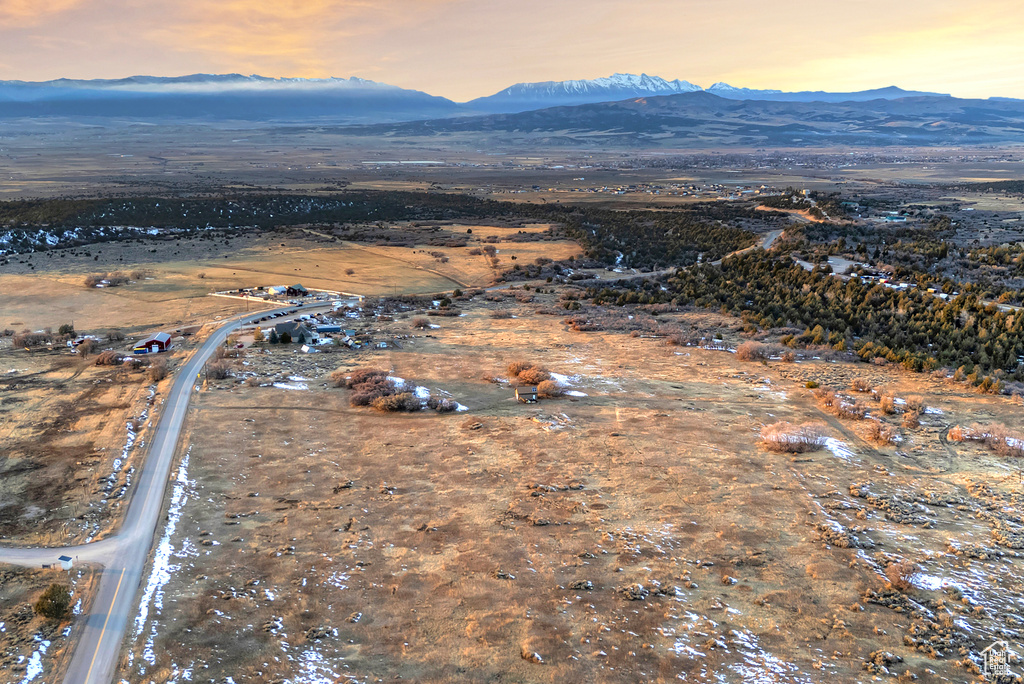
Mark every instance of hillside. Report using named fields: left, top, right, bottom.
left=334, top=91, right=1024, bottom=147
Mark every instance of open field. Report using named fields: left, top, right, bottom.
left=119, top=291, right=1024, bottom=683
left=0, top=222, right=580, bottom=549
left=0, top=564, right=98, bottom=684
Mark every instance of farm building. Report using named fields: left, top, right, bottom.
left=286, top=284, right=309, bottom=297
left=133, top=332, right=172, bottom=354
left=516, top=386, right=538, bottom=403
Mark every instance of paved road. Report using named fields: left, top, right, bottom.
left=1, top=303, right=330, bottom=684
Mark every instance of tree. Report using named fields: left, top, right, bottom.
left=58, top=323, right=75, bottom=337
left=280, top=332, right=292, bottom=344
left=297, top=332, right=306, bottom=345
left=268, top=330, right=279, bottom=344
left=77, top=339, right=96, bottom=359
left=34, top=584, right=71, bottom=621
left=253, top=328, right=265, bottom=343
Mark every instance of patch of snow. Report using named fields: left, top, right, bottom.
left=272, top=382, right=309, bottom=390
left=565, top=390, right=588, bottom=397
left=824, top=438, right=858, bottom=463
left=413, top=386, right=430, bottom=399
left=18, top=635, right=50, bottom=683
left=455, top=403, right=469, bottom=412
left=133, top=447, right=195, bottom=668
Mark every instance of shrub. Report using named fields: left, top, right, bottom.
left=34, top=584, right=71, bottom=621
left=107, top=329, right=125, bottom=342
left=206, top=360, right=231, bottom=380
left=506, top=360, right=533, bottom=377
left=426, top=397, right=457, bottom=413
left=850, top=378, right=873, bottom=393
left=371, top=392, right=420, bottom=412
left=537, top=380, right=564, bottom=398
left=345, top=268, right=355, bottom=275
left=517, top=367, right=551, bottom=385
left=885, top=561, right=916, bottom=592
left=489, top=310, right=513, bottom=319
left=12, top=330, right=49, bottom=347
left=76, top=339, right=96, bottom=358
left=902, top=411, right=920, bottom=429
left=805, top=381, right=819, bottom=389
left=736, top=341, right=767, bottom=362
left=344, top=368, right=389, bottom=388
left=879, top=395, right=897, bottom=415
left=760, top=422, right=827, bottom=453
left=146, top=361, right=168, bottom=382
left=947, top=423, right=1024, bottom=457
left=867, top=421, right=900, bottom=445
left=95, top=350, right=123, bottom=366
left=279, top=332, right=292, bottom=344
left=904, top=396, right=927, bottom=413
left=411, top=317, right=431, bottom=329
left=781, top=351, right=796, bottom=363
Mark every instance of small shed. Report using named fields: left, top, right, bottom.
left=133, top=332, right=172, bottom=354
left=58, top=555, right=73, bottom=571
left=516, top=386, right=538, bottom=403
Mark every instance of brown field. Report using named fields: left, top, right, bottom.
left=0, top=564, right=98, bottom=683
left=0, top=225, right=579, bottom=547
left=118, top=292, right=1024, bottom=683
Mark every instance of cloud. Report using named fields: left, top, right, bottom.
left=0, top=0, right=84, bottom=25
left=0, top=0, right=1022, bottom=100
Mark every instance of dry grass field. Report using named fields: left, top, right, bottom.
left=118, top=292, right=1024, bottom=683
left=0, top=224, right=580, bottom=547
left=0, top=564, right=98, bottom=684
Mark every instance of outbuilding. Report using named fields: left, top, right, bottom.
left=516, top=386, right=538, bottom=403
left=133, top=332, right=172, bottom=354
left=286, top=284, right=309, bottom=297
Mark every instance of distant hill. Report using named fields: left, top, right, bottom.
left=0, top=74, right=464, bottom=123
left=335, top=90, right=1024, bottom=148
left=703, top=83, right=950, bottom=102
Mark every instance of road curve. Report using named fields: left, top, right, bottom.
left=1, top=303, right=329, bottom=684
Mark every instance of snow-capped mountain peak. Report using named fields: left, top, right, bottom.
left=471, top=73, right=702, bottom=112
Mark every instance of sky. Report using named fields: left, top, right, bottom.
left=1, top=0, right=1022, bottom=101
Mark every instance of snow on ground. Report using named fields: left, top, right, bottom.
left=17, top=635, right=50, bottom=684
left=413, top=386, right=431, bottom=399
left=133, top=447, right=196, bottom=672
left=565, top=390, right=588, bottom=397
left=824, top=438, right=858, bottom=464
left=273, top=382, right=309, bottom=391
left=455, top=403, right=469, bottom=412
left=549, top=372, right=582, bottom=386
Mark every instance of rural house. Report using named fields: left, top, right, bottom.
left=286, top=284, right=309, bottom=297
left=274, top=321, right=316, bottom=343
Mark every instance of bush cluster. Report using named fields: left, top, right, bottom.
left=506, top=360, right=550, bottom=386
left=760, top=422, right=827, bottom=453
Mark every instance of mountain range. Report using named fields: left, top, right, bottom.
left=0, top=72, right=1021, bottom=147
left=0, top=72, right=965, bottom=122
left=337, top=90, right=1024, bottom=148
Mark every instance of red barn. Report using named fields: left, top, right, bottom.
left=133, top=332, right=172, bottom=354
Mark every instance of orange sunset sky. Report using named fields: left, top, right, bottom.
left=0, top=0, right=1021, bottom=101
